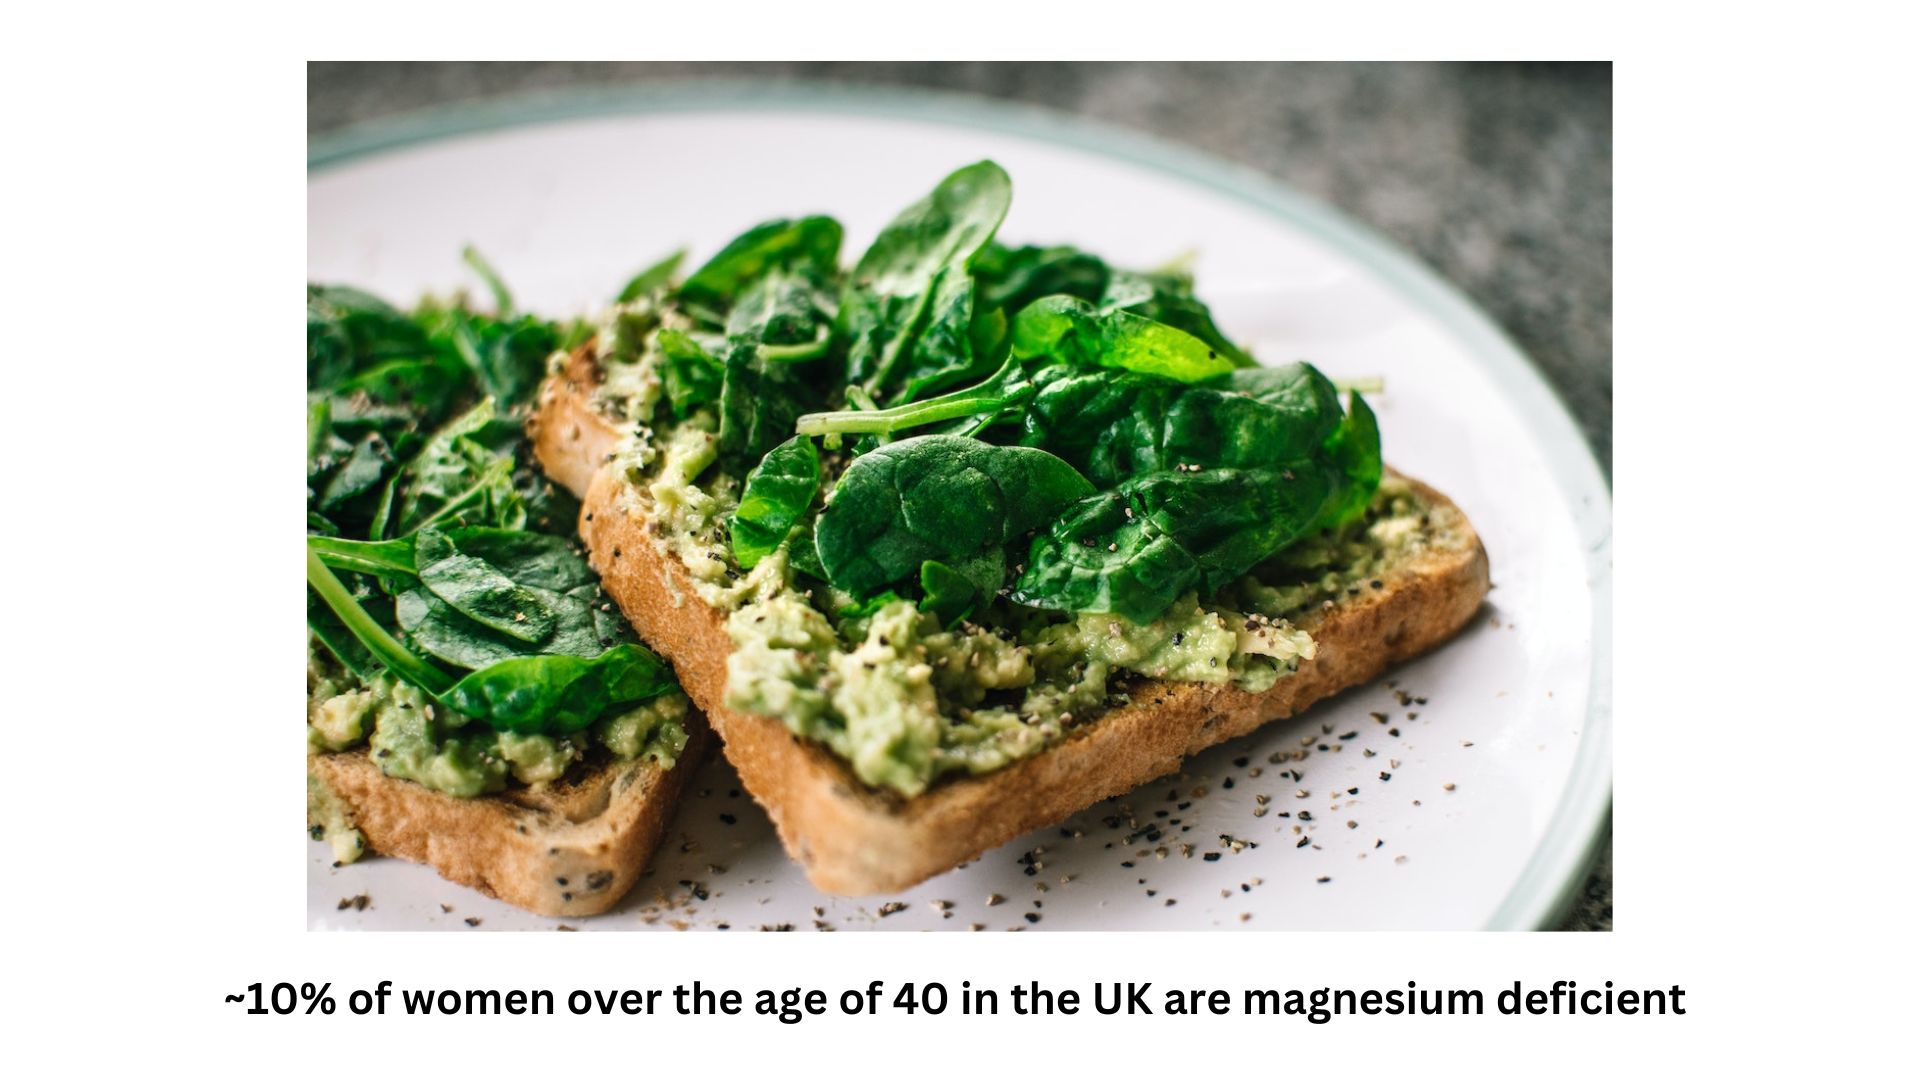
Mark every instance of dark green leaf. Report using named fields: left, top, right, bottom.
left=731, top=436, right=820, bottom=570
left=717, top=340, right=816, bottom=467
left=839, top=161, right=1011, bottom=403
left=414, top=528, right=557, bottom=644
left=1101, top=267, right=1255, bottom=367
left=1010, top=295, right=1235, bottom=383
left=307, top=285, right=430, bottom=390
left=973, top=243, right=1110, bottom=313
left=462, top=246, right=515, bottom=316
left=1020, top=361, right=1344, bottom=487
left=656, top=330, right=724, bottom=417
left=815, top=434, right=1092, bottom=599
left=1012, top=464, right=1336, bottom=623
left=681, top=216, right=843, bottom=310
left=444, top=644, right=677, bottom=736
left=396, top=582, right=602, bottom=669
left=616, top=249, right=686, bottom=303
left=1313, top=391, right=1382, bottom=530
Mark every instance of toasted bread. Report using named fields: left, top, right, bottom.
left=530, top=350, right=1490, bottom=895
left=307, top=729, right=707, bottom=917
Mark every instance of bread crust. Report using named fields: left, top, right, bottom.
left=308, top=730, right=708, bottom=917
left=534, top=359, right=1490, bottom=895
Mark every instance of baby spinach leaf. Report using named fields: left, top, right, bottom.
left=839, top=161, right=1011, bottom=403
left=920, top=553, right=998, bottom=627
left=414, top=528, right=557, bottom=645
left=1010, top=295, right=1235, bottom=383
left=307, top=285, right=430, bottom=390
left=308, top=582, right=382, bottom=681
left=396, top=582, right=602, bottom=669
left=1313, top=390, right=1382, bottom=530
left=306, top=550, right=454, bottom=696
left=788, top=521, right=829, bottom=582
left=836, top=589, right=905, bottom=620
left=437, top=529, right=595, bottom=591
left=657, top=329, right=725, bottom=417
left=1020, top=361, right=1344, bottom=487
left=375, top=399, right=526, bottom=538
left=308, top=534, right=418, bottom=579
left=815, top=434, right=1092, bottom=599
left=731, top=435, right=820, bottom=570
left=1011, top=464, right=1336, bottom=623
left=795, top=354, right=1035, bottom=438
left=973, top=242, right=1110, bottom=313
left=438, top=311, right=558, bottom=413
left=330, top=355, right=471, bottom=420
left=725, top=269, right=834, bottom=356
left=444, top=645, right=677, bottom=735
left=316, top=431, right=397, bottom=512
left=462, top=245, right=516, bottom=317
left=681, top=216, right=843, bottom=310
left=616, top=249, right=686, bottom=303
left=717, top=340, right=816, bottom=467
left=1100, top=267, right=1254, bottom=368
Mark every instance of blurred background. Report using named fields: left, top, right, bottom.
left=308, top=61, right=1612, bottom=930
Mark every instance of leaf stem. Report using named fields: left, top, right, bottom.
left=305, top=548, right=452, bottom=696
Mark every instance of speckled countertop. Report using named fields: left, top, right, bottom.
left=307, top=61, right=1613, bottom=930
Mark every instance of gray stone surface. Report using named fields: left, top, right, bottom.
left=309, top=61, right=1612, bottom=930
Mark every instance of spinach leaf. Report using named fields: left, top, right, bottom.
left=307, top=285, right=430, bottom=390
left=306, top=549, right=454, bottom=695
left=1011, top=463, right=1336, bottom=623
left=414, top=528, right=557, bottom=645
left=307, top=581, right=382, bottom=681
left=330, top=355, right=471, bottom=420
left=657, top=329, right=725, bottom=417
left=308, top=534, right=418, bottom=578
left=316, top=431, right=398, bottom=512
left=313, top=544, right=677, bottom=735
left=717, top=340, right=816, bottom=467
left=396, top=581, right=602, bottom=669
left=437, top=311, right=557, bottom=413
left=462, top=245, right=515, bottom=316
left=681, top=216, right=843, bottom=310
left=309, top=529, right=591, bottom=590
left=712, top=269, right=836, bottom=465
left=973, top=243, right=1110, bottom=313
left=616, top=248, right=686, bottom=303
left=788, top=520, right=829, bottom=582
left=731, top=435, right=820, bottom=570
left=725, top=268, right=835, bottom=357
left=1313, top=390, right=1382, bottom=530
left=374, top=399, right=525, bottom=538
left=920, top=553, right=997, bottom=627
left=814, top=434, right=1092, bottom=599
left=1020, top=361, right=1345, bottom=487
left=839, top=161, right=1011, bottom=403
left=1010, top=295, right=1235, bottom=383
left=1100, top=266, right=1254, bottom=368
left=444, top=645, right=678, bottom=735
left=794, top=355, right=1035, bottom=439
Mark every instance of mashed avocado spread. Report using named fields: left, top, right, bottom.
left=592, top=317, right=1460, bottom=799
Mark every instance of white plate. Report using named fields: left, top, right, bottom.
left=306, top=84, right=1611, bottom=931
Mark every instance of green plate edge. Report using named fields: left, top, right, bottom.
left=308, top=78, right=1614, bottom=931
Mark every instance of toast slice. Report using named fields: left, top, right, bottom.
left=308, top=732, right=706, bottom=917
left=530, top=349, right=1490, bottom=895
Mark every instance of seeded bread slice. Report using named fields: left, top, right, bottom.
left=529, top=352, right=1489, bottom=895
left=308, top=730, right=708, bottom=918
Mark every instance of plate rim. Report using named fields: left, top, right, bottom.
left=307, top=79, right=1613, bottom=931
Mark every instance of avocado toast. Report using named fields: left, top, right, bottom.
left=305, top=264, right=706, bottom=917
left=529, top=161, right=1491, bottom=895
